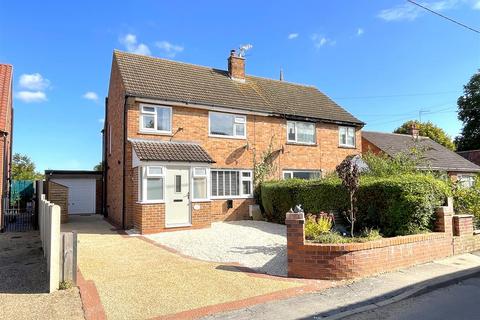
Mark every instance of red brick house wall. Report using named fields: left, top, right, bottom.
left=0, top=64, right=13, bottom=231
left=106, top=60, right=363, bottom=233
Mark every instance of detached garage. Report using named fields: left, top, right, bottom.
left=45, top=170, right=103, bottom=222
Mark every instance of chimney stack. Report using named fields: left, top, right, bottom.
left=408, top=123, right=420, bottom=139
left=228, top=50, right=245, bottom=82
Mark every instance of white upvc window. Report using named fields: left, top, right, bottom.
left=139, top=104, right=172, bottom=134
left=339, top=126, right=356, bottom=147
left=287, top=121, right=316, bottom=144
left=283, top=170, right=321, bottom=180
left=211, top=169, right=253, bottom=198
left=192, top=167, right=209, bottom=201
left=457, top=174, right=476, bottom=188
left=139, top=166, right=165, bottom=202
left=209, top=111, right=246, bottom=139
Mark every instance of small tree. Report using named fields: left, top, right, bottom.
left=336, top=157, right=360, bottom=237
left=11, top=153, right=43, bottom=180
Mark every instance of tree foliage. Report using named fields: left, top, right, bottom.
left=455, top=70, right=480, bottom=151
left=11, top=153, right=43, bottom=181
left=394, top=120, right=455, bottom=151
left=93, top=161, right=103, bottom=171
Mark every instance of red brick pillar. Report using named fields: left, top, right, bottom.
left=435, top=197, right=453, bottom=235
left=286, top=212, right=305, bottom=278
left=453, top=215, right=474, bottom=237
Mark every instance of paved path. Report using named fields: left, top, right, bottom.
left=345, top=275, right=480, bottom=320
left=0, top=231, right=84, bottom=320
left=146, top=221, right=287, bottom=276
left=63, top=215, right=330, bottom=319
left=202, top=253, right=480, bottom=320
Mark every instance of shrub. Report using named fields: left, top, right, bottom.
left=359, top=228, right=382, bottom=241
left=304, top=213, right=333, bottom=240
left=453, top=177, right=480, bottom=228
left=311, top=231, right=352, bottom=244
left=261, top=174, right=450, bottom=236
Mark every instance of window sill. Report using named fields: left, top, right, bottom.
left=338, top=145, right=357, bottom=149
left=138, top=130, right=173, bottom=136
left=211, top=196, right=254, bottom=200
left=209, top=134, right=246, bottom=140
left=286, top=142, right=317, bottom=147
left=191, top=199, right=211, bottom=203
left=136, top=201, right=165, bottom=205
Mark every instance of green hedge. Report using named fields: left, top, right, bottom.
left=261, top=174, right=450, bottom=236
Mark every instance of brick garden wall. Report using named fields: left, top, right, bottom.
left=47, top=181, right=69, bottom=224
left=286, top=202, right=480, bottom=280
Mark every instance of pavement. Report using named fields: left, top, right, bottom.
left=0, top=231, right=84, bottom=320
left=344, top=275, right=480, bottom=320
left=62, top=215, right=329, bottom=319
left=202, top=252, right=480, bottom=320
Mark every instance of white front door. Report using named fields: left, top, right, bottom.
left=165, top=167, right=191, bottom=227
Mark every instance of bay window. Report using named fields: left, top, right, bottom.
left=339, top=126, right=356, bottom=147
left=287, top=121, right=316, bottom=144
left=211, top=169, right=253, bottom=198
left=209, top=112, right=246, bottom=138
left=139, top=166, right=165, bottom=202
left=140, top=104, right=172, bottom=133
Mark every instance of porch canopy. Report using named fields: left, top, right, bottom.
left=130, top=139, right=215, bottom=166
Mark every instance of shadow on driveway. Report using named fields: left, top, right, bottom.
left=0, top=231, right=47, bottom=294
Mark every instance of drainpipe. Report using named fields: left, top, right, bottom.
left=102, top=97, right=108, bottom=218
left=0, top=130, right=8, bottom=232
left=122, top=95, right=129, bottom=230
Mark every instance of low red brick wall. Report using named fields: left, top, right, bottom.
left=286, top=201, right=480, bottom=280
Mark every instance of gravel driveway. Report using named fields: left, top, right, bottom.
left=146, top=221, right=287, bottom=276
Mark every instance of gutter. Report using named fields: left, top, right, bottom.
left=133, top=95, right=365, bottom=127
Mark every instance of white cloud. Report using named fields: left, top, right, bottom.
left=83, top=91, right=99, bottom=101
left=357, top=28, right=365, bottom=36
left=98, top=118, right=105, bottom=124
left=16, top=91, right=47, bottom=103
left=120, top=34, right=151, bottom=55
left=19, top=73, right=50, bottom=90
left=155, top=41, right=184, bottom=58
left=378, top=0, right=461, bottom=21
left=288, top=33, right=299, bottom=40
left=311, top=34, right=335, bottom=48
left=473, top=0, right=480, bottom=9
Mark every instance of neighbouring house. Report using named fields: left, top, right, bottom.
left=104, top=50, right=364, bottom=234
left=362, top=127, right=480, bottom=187
left=0, top=64, right=13, bottom=232
left=458, top=150, right=480, bottom=167
left=44, top=170, right=103, bottom=223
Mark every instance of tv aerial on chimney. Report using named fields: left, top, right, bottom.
left=238, top=44, right=253, bottom=58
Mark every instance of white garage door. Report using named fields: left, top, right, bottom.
left=52, top=179, right=96, bottom=215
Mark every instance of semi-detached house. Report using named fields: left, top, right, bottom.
left=104, top=50, right=364, bottom=234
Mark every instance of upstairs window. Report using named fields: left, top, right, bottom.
left=287, top=121, right=316, bottom=144
left=140, top=104, right=172, bottom=133
left=209, top=112, right=246, bottom=139
left=339, top=126, right=356, bottom=147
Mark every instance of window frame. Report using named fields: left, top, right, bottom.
left=210, top=169, right=253, bottom=199
left=208, top=111, right=247, bottom=140
left=139, top=104, right=173, bottom=134
left=138, top=166, right=166, bottom=203
left=338, top=126, right=356, bottom=148
left=283, top=170, right=322, bottom=180
left=457, top=174, right=475, bottom=188
left=286, top=120, right=316, bottom=145
left=191, top=166, right=210, bottom=202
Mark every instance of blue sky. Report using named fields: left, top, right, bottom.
left=1, top=0, right=479, bottom=171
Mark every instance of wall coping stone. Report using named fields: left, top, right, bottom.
left=303, top=232, right=447, bottom=252
left=454, top=214, right=474, bottom=218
